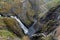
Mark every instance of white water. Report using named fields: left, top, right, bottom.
left=10, top=16, right=28, bottom=34
left=0, top=15, right=1, bottom=17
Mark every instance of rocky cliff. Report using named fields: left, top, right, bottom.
left=0, top=0, right=60, bottom=40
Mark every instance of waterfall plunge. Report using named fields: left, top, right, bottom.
left=10, top=16, right=38, bottom=37
left=10, top=16, right=28, bottom=34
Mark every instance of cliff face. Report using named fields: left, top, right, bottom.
left=0, top=0, right=60, bottom=26
left=0, top=0, right=60, bottom=40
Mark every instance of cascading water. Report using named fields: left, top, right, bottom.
left=0, top=15, right=1, bottom=17
left=10, top=16, right=38, bottom=37
left=10, top=16, right=28, bottom=34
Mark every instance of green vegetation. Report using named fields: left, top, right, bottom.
left=0, top=30, right=21, bottom=40
left=45, top=0, right=60, bottom=9
left=0, top=17, right=24, bottom=40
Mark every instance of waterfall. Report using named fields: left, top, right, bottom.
left=0, top=15, right=1, bottom=17
left=10, top=16, right=38, bottom=37
left=10, top=16, right=28, bottom=34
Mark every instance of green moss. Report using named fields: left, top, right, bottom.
left=0, top=0, right=22, bottom=14
left=26, top=9, right=35, bottom=21
left=0, top=19, right=6, bottom=26
left=25, top=19, right=32, bottom=26
left=0, top=17, right=22, bottom=40
left=45, top=0, right=60, bottom=9
left=0, top=17, right=6, bottom=30
left=0, top=30, right=21, bottom=40
left=0, top=30, right=15, bottom=38
left=3, top=17, right=25, bottom=37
